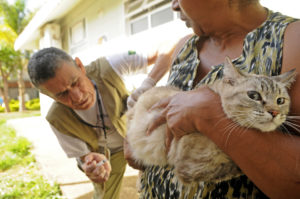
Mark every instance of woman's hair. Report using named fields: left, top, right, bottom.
left=27, top=47, right=75, bottom=87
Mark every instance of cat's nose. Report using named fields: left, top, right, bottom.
left=268, top=110, right=279, bottom=118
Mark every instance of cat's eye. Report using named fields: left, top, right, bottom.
left=277, top=97, right=285, bottom=105
left=247, top=91, right=262, bottom=101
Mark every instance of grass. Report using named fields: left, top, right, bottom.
left=0, top=164, right=63, bottom=199
left=0, top=120, right=63, bottom=198
left=0, top=124, right=34, bottom=171
left=0, top=110, right=140, bottom=198
left=0, top=110, right=41, bottom=121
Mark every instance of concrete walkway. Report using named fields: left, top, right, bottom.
left=7, top=116, right=139, bottom=199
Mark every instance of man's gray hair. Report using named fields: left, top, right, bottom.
left=27, top=47, right=75, bottom=87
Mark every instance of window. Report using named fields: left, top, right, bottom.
left=131, top=16, right=148, bottom=34
left=69, top=18, right=87, bottom=54
left=126, top=0, right=176, bottom=35
left=70, top=19, right=86, bottom=45
left=151, top=6, right=173, bottom=28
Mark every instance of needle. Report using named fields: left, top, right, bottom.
left=96, top=159, right=107, bottom=167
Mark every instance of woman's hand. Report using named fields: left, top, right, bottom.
left=81, top=152, right=111, bottom=183
left=147, top=86, right=226, bottom=150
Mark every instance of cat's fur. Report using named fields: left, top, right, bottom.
left=126, top=57, right=296, bottom=184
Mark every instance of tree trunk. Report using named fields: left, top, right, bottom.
left=17, top=67, right=26, bottom=112
left=0, top=65, right=11, bottom=112
left=3, top=77, right=10, bottom=112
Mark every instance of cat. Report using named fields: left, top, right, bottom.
left=126, top=57, right=296, bottom=184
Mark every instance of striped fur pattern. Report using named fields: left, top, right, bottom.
left=126, top=57, right=296, bottom=185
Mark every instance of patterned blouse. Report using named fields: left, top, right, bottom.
left=139, top=10, right=298, bottom=199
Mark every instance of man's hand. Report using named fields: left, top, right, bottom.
left=127, top=77, right=156, bottom=109
left=123, top=138, right=145, bottom=171
left=81, top=152, right=111, bottom=183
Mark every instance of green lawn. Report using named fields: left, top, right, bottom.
left=0, top=110, right=41, bottom=121
left=0, top=116, right=64, bottom=199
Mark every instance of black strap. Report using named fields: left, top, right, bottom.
left=92, top=80, right=109, bottom=139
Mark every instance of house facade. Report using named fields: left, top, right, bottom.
left=15, top=0, right=191, bottom=115
left=15, top=0, right=299, bottom=115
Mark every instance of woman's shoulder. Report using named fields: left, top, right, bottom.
left=281, top=20, right=300, bottom=73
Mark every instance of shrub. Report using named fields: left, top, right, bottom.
left=25, top=98, right=40, bottom=110
left=0, top=164, right=63, bottom=199
left=0, top=123, right=34, bottom=171
left=9, top=99, right=19, bottom=112
left=0, top=118, right=63, bottom=198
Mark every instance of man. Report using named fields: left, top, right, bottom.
left=27, top=46, right=170, bottom=199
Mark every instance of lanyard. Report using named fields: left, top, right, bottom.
left=92, top=80, right=108, bottom=139
left=70, top=80, right=111, bottom=159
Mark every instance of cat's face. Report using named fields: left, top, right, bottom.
left=221, top=76, right=291, bottom=132
left=214, top=57, right=297, bottom=132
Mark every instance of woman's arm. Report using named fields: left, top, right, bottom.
left=147, top=22, right=300, bottom=198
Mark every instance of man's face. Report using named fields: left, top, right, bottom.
left=39, top=58, right=96, bottom=110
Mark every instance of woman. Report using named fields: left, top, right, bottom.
left=128, top=0, right=300, bottom=198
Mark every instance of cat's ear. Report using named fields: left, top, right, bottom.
left=222, top=56, right=244, bottom=86
left=273, top=68, right=297, bottom=89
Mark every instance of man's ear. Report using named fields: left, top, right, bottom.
left=74, top=57, right=86, bottom=74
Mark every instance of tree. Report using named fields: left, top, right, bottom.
left=0, top=24, right=18, bottom=112
left=0, top=43, right=19, bottom=112
left=0, top=0, right=33, bottom=112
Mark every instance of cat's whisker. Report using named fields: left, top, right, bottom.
left=214, top=113, right=246, bottom=129
left=222, top=121, right=247, bottom=149
left=280, top=124, right=298, bottom=141
left=286, top=115, right=300, bottom=119
left=223, top=121, right=240, bottom=133
left=283, top=121, right=300, bottom=134
left=284, top=121, right=300, bottom=129
left=224, top=124, right=238, bottom=149
left=285, top=118, right=300, bottom=126
left=286, top=118, right=300, bottom=123
left=238, top=119, right=256, bottom=136
left=279, top=125, right=292, bottom=135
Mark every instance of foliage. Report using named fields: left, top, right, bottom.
left=0, top=44, right=19, bottom=73
left=0, top=98, right=40, bottom=112
left=0, top=0, right=34, bottom=112
left=0, top=123, right=34, bottom=171
left=0, top=24, right=17, bottom=44
left=25, top=98, right=40, bottom=110
left=0, top=121, right=63, bottom=198
left=0, top=98, right=40, bottom=113
left=0, top=165, right=63, bottom=199
left=8, top=99, right=19, bottom=112
left=0, top=0, right=32, bottom=34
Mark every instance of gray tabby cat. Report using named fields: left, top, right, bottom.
left=126, top=57, right=296, bottom=184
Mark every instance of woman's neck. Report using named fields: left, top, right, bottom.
left=206, top=4, right=268, bottom=48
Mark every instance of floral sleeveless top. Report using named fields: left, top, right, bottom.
left=139, top=10, right=298, bottom=199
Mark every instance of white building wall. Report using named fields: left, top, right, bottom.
left=261, top=0, right=300, bottom=18
left=59, top=0, right=125, bottom=62
left=39, top=23, right=63, bottom=117
left=40, top=0, right=125, bottom=117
